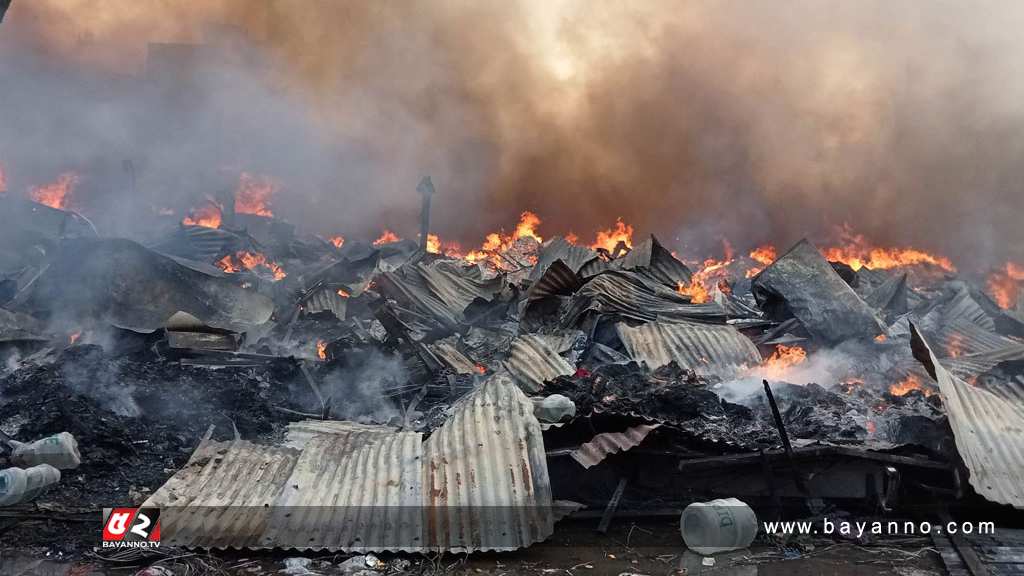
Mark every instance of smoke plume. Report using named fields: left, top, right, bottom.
left=2, top=1, right=1023, bottom=267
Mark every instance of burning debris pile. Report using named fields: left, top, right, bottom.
left=1, top=178, right=1023, bottom=558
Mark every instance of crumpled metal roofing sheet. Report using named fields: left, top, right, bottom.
left=616, top=320, right=762, bottom=379
left=934, top=319, right=1021, bottom=357
left=570, top=424, right=661, bottom=469
left=527, top=259, right=582, bottom=301
left=529, top=236, right=599, bottom=280
left=423, top=375, right=555, bottom=551
left=302, top=286, right=348, bottom=320
left=502, top=334, right=576, bottom=393
left=911, top=324, right=1024, bottom=508
left=144, top=377, right=557, bottom=551
left=563, top=271, right=727, bottom=326
left=614, top=235, right=693, bottom=288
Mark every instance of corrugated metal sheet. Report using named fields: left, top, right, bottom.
left=865, top=272, right=909, bottom=320
left=429, top=340, right=480, bottom=374
left=934, top=319, right=1020, bottom=357
left=570, top=424, right=661, bottom=469
left=144, top=376, right=557, bottom=551
left=616, top=320, right=762, bottom=379
left=527, top=260, right=582, bottom=301
left=302, top=286, right=348, bottom=320
left=563, top=271, right=727, bottom=327
left=615, top=235, right=693, bottom=288
left=423, top=375, right=555, bottom=551
left=377, top=260, right=506, bottom=333
left=502, top=334, right=576, bottom=393
left=529, top=236, right=599, bottom=280
left=283, top=420, right=397, bottom=449
left=911, top=324, right=1024, bottom=508
left=916, top=282, right=995, bottom=333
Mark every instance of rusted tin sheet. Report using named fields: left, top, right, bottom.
left=144, top=377, right=557, bottom=551
left=423, top=376, right=555, bottom=552
left=616, top=320, right=762, bottom=379
left=570, top=424, right=661, bottom=469
left=912, top=324, right=1024, bottom=508
left=502, top=334, right=575, bottom=393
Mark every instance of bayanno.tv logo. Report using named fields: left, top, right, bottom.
left=101, top=508, right=161, bottom=549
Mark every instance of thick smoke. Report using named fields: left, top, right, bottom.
left=2, top=1, right=1023, bottom=267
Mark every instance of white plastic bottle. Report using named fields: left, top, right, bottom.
left=680, top=498, right=758, bottom=555
left=0, top=465, right=61, bottom=507
left=9, top=432, right=81, bottom=469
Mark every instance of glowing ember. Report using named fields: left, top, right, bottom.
left=234, top=172, right=277, bottom=217
left=745, top=244, right=778, bottom=278
left=337, top=288, right=350, bottom=298
left=329, top=235, right=345, bottom=248
left=474, top=364, right=487, bottom=374
left=373, top=229, right=401, bottom=246
left=316, top=340, right=327, bottom=360
left=890, top=374, right=934, bottom=397
left=69, top=330, right=82, bottom=345
left=182, top=201, right=223, bottom=229
left=29, top=172, right=79, bottom=210
left=761, top=344, right=808, bottom=379
left=216, top=250, right=287, bottom=280
left=590, top=218, right=634, bottom=253
left=987, top=262, right=1024, bottom=309
left=821, top=225, right=955, bottom=272
left=874, top=333, right=887, bottom=342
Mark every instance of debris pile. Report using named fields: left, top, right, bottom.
left=1, top=186, right=1023, bottom=560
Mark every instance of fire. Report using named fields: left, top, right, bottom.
left=426, top=233, right=441, bottom=254
left=182, top=200, right=223, bottom=229
left=946, top=332, right=966, bottom=358
left=465, top=211, right=544, bottom=266
left=889, top=374, right=934, bottom=397
left=337, top=288, right=350, bottom=298
left=316, top=340, right=327, bottom=360
left=29, top=172, right=79, bottom=210
left=565, top=232, right=579, bottom=244
left=216, top=250, right=287, bottom=280
left=676, top=241, right=736, bottom=304
left=373, top=229, right=401, bottom=246
left=761, top=344, right=808, bottom=379
left=475, top=364, right=487, bottom=374
left=329, top=235, right=345, bottom=248
left=234, top=172, right=276, bottom=217
left=821, top=225, right=955, bottom=272
left=590, top=218, right=634, bottom=253
left=745, top=244, right=778, bottom=278
left=987, top=262, right=1024, bottom=309
left=68, top=330, right=82, bottom=345
left=874, top=333, right=887, bottom=343
left=0, top=163, right=7, bottom=193
left=677, top=280, right=710, bottom=304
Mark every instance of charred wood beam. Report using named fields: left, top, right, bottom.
left=597, top=477, right=628, bottom=534
left=417, top=176, right=434, bottom=251
left=763, top=379, right=812, bottom=500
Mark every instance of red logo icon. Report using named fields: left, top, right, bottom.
left=101, top=507, right=161, bottom=549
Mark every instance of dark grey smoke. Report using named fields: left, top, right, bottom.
left=1, top=1, right=1022, bottom=269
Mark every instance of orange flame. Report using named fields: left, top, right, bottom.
left=590, top=218, right=634, bottom=253
left=234, top=172, right=276, bottom=217
left=216, top=250, right=287, bottom=280
left=474, top=363, right=487, bottom=374
left=745, top=244, right=778, bottom=278
left=182, top=200, right=223, bottom=229
left=676, top=241, right=736, bottom=304
left=29, top=172, right=79, bottom=210
left=329, top=235, right=345, bottom=248
left=987, top=262, right=1024, bottom=309
left=890, top=374, right=934, bottom=397
left=821, top=225, right=955, bottom=272
left=426, top=233, right=441, bottom=254
left=69, top=330, right=82, bottom=345
left=337, top=288, right=350, bottom=298
left=760, top=344, right=808, bottom=379
left=465, top=212, right=544, bottom=266
left=373, top=229, right=401, bottom=246
left=316, top=340, right=327, bottom=360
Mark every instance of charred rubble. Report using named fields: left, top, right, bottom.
left=1, top=191, right=1023, bottom=561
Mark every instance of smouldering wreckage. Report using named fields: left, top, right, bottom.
left=1, top=189, right=1024, bottom=556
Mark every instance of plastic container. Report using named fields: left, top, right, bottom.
left=680, top=497, right=758, bottom=555
left=9, top=432, right=81, bottom=469
left=0, top=465, right=61, bottom=507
